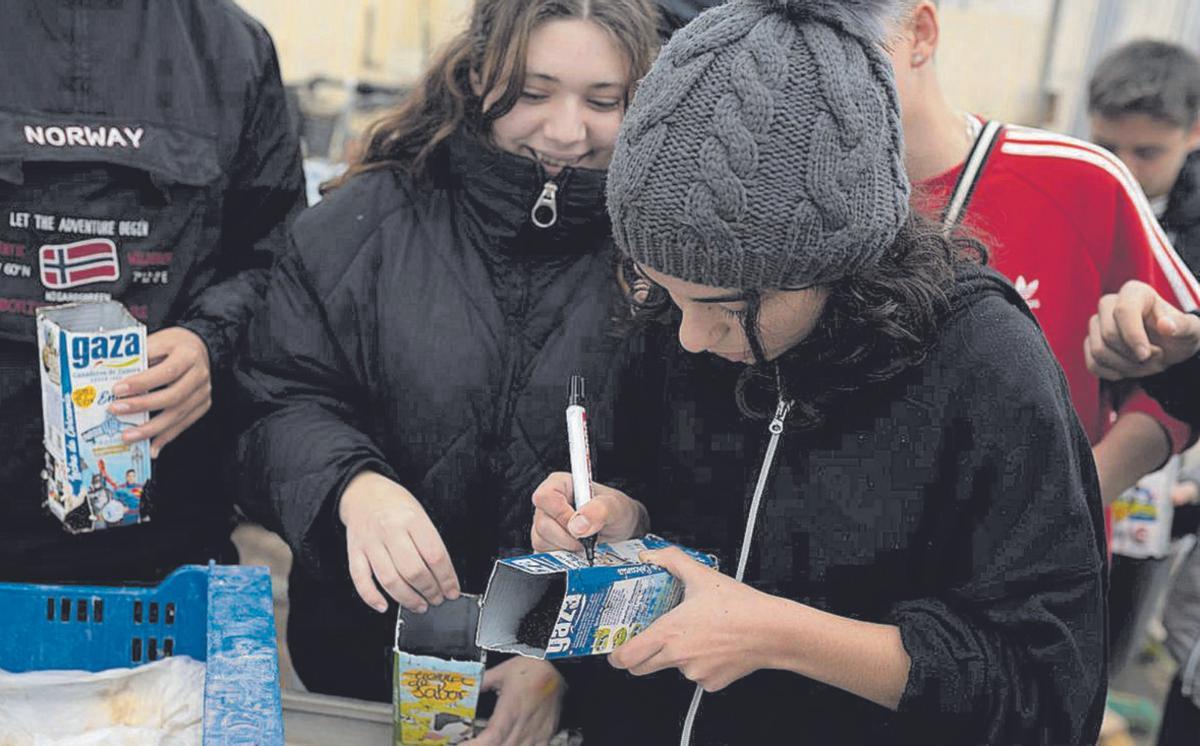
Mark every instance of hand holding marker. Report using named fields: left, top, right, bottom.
left=566, top=374, right=596, bottom=565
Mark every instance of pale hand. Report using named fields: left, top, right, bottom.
left=462, top=658, right=565, bottom=746
left=109, top=327, right=212, bottom=458
left=530, top=471, right=649, bottom=553
left=1172, top=481, right=1200, bottom=507
left=1085, top=280, right=1200, bottom=381
left=338, top=471, right=461, bottom=613
left=608, top=546, right=774, bottom=692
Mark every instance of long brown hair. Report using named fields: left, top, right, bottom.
left=333, top=0, right=660, bottom=188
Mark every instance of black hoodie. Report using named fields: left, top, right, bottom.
left=1141, top=328, right=1200, bottom=428
left=573, top=265, right=1107, bottom=745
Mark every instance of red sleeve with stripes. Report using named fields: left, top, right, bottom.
left=1103, top=167, right=1200, bottom=306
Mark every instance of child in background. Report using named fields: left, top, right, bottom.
left=1090, top=40, right=1200, bottom=276
left=1088, top=41, right=1200, bottom=733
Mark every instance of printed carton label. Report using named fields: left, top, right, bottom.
left=36, top=302, right=151, bottom=533
left=394, top=654, right=483, bottom=745
left=479, top=536, right=718, bottom=660
left=1112, top=457, right=1180, bottom=559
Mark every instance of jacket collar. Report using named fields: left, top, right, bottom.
left=1165, top=150, right=1200, bottom=232
left=440, top=130, right=611, bottom=253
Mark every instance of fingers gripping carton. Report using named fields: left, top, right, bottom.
left=477, top=536, right=718, bottom=659
left=35, top=302, right=151, bottom=533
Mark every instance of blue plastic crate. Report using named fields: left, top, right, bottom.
left=0, top=563, right=283, bottom=744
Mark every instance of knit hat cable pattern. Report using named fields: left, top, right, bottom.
left=607, top=0, right=910, bottom=290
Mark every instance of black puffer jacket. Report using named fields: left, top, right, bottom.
left=575, top=266, right=1107, bottom=745
left=0, top=0, right=304, bottom=581
left=1142, top=326, right=1200, bottom=428
left=656, top=0, right=727, bottom=36
left=235, top=133, right=631, bottom=700
left=1162, top=150, right=1200, bottom=277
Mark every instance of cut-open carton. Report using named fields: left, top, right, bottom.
left=477, top=536, right=718, bottom=660
left=36, top=301, right=151, bottom=534
left=393, top=594, right=486, bottom=745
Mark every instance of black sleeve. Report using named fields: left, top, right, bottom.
left=234, top=245, right=396, bottom=581
left=1140, top=348, right=1200, bottom=428
left=888, top=308, right=1107, bottom=745
left=656, top=0, right=727, bottom=38
left=178, top=34, right=306, bottom=373
left=595, top=326, right=672, bottom=507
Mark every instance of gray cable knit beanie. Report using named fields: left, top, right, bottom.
left=607, top=0, right=910, bottom=290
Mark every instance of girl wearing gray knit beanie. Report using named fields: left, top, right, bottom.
left=530, top=0, right=1107, bottom=743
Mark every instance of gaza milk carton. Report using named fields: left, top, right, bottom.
left=393, top=594, right=487, bottom=745
left=35, top=301, right=151, bottom=533
left=477, top=536, right=718, bottom=660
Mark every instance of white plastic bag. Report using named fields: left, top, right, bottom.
left=0, top=655, right=205, bottom=745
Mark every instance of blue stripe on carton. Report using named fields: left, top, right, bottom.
left=58, top=328, right=83, bottom=494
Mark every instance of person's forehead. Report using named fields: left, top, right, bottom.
left=524, top=19, right=628, bottom=86
left=1092, top=112, right=1188, bottom=141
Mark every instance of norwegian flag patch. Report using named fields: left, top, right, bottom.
left=39, top=239, right=121, bottom=289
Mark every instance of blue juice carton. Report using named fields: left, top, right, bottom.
left=35, top=301, right=151, bottom=533
left=476, top=536, right=718, bottom=659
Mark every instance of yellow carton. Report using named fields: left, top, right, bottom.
left=393, top=595, right=486, bottom=745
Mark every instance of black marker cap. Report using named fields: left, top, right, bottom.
left=569, top=374, right=586, bottom=406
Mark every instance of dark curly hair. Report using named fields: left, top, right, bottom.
left=616, top=211, right=988, bottom=431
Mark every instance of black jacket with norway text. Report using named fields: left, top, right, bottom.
left=235, top=133, right=632, bottom=700
left=0, top=0, right=305, bottom=580
left=573, top=266, right=1108, bottom=745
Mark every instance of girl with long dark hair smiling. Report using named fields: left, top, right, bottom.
left=235, top=1, right=659, bottom=741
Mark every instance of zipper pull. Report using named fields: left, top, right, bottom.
left=768, top=398, right=792, bottom=435
left=531, top=181, right=558, bottom=229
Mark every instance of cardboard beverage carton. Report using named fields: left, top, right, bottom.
left=36, top=301, right=151, bottom=533
left=477, top=536, right=718, bottom=660
left=394, top=595, right=486, bottom=745
left=1111, top=455, right=1181, bottom=559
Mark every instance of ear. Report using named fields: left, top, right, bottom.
left=909, top=1, right=939, bottom=68
left=469, top=68, right=485, bottom=99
